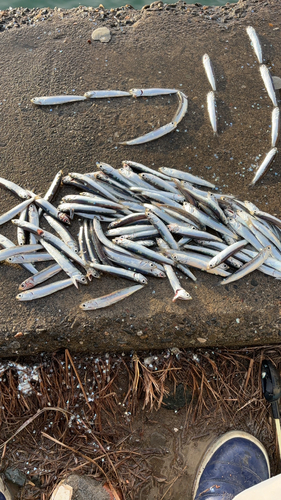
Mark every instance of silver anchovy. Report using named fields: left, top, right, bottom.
left=249, top=147, right=278, bottom=186
left=17, top=278, right=74, bottom=300
left=89, top=263, right=148, bottom=284
left=11, top=219, right=90, bottom=272
left=172, top=91, right=188, bottom=125
left=162, top=249, right=231, bottom=277
left=119, top=165, right=152, bottom=189
left=168, top=223, right=222, bottom=242
left=146, top=210, right=179, bottom=249
left=34, top=196, right=70, bottom=224
left=183, top=244, right=242, bottom=269
left=106, top=225, right=153, bottom=237
left=259, top=65, right=277, bottom=107
left=17, top=208, right=28, bottom=246
left=104, top=247, right=165, bottom=278
left=122, top=160, right=172, bottom=180
left=163, top=264, right=192, bottom=302
left=207, top=239, right=248, bottom=269
left=57, top=203, right=117, bottom=215
left=60, top=195, right=124, bottom=210
left=158, top=167, right=216, bottom=189
left=140, top=173, right=178, bottom=194
left=183, top=203, right=237, bottom=238
left=80, top=284, right=144, bottom=310
left=207, top=91, right=217, bottom=134
left=69, top=172, right=119, bottom=203
left=31, top=96, right=87, bottom=105
left=0, top=233, right=37, bottom=274
left=246, top=26, right=263, bottom=64
left=114, top=237, right=174, bottom=265
left=44, top=214, right=79, bottom=254
left=202, top=54, right=216, bottom=91
left=0, top=243, right=42, bottom=262
left=38, top=170, right=63, bottom=218
left=120, top=121, right=177, bottom=146
left=221, top=246, right=272, bottom=285
left=28, top=204, right=39, bottom=245
left=40, top=239, right=88, bottom=287
left=93, top=217, right=131, bottom=255
left=8, top=253, right=54, bottom=264
left=272, top=107, right=280, bottom=148
left=0, top=177, right=32, bottom=199
left=19, top=263, right=62, bottom=291
left=129, top=88, right=178, bottom=98
left=96, top=162, right=136, bottom=187
left=84, top=90, right=131, bottom=98
left=0, top=196, right=35, bottom=226
left=108, top=212, right=147, bottom=229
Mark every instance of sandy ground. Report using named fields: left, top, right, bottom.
left=0, top=0, right=281, bottom=355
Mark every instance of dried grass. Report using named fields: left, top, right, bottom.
left=0, top=344, right=280, bottom=499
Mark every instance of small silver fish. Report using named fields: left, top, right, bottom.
left=221, top=246, right=272, bottom=285
left=17, top=278, right=73, bottom=300
left=163, top=264, right=192, bottom=302
left=272, top=107, right=280, bottom=147
left=250, top=147, right=278, bottom=186
left=172, top=91, right=188, bottom=125
left=207, top=91, right=217, bottom=134
left=202, top=54, right=216, bottom=91
left=19, top=264, right=62, bottom=291
left=259, top=65, right=277, bottom=107
left=120, top=121, right=177, bottom=146
left=84, top=90, right=131, bottom=98
left=246, top=26, right=263, bottom=64
left=80, top=284, right=144, bottom=310
left=31, top=96, right=87, bottom=105
left=129, top=88, right=178, bottom=98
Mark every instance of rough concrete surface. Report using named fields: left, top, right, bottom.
left=0, top=0, right=281, bottom=356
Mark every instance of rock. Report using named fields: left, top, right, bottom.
left=91, top=27, right=111, bottom=43
left=162, top=383, right=192, bottom=410
left=51, top=475, right=114, bottom=500
left=273, top=76, right=281, bottom=90
left=5, top=467, right=26, bottom=487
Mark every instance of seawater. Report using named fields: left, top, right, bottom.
left=0, top=0, right=237, bottom=13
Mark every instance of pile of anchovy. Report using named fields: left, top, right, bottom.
left=1, top=159, right=281, bottom=310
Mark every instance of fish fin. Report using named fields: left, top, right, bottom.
left=72, top=278, right=79, bottom=289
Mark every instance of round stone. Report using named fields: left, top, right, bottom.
left=91, top=27, right=111, bottom=43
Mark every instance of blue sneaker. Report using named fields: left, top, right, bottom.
left=192, top=430, right=270, bottom=500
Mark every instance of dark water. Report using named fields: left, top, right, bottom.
left=0, top=0, right=236, bottom=13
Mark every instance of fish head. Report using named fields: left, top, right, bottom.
left=19, top=278, right=35, bottom=291
left=16, top=291, right=34, bottom=300
left=152, top=269, right=166, bottom=278
left=172, top=289, right=192, bottom=302
left=129, top=89, right=142, bottom=97
left=58, top=212, right=71, bottom=225
left=134, top=274, right=148, bottom=285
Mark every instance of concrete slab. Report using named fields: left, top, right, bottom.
left=0, top=0, right=281, bottom=356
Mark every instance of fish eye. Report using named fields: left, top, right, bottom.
left=82, top=304, right=86, bottom=308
